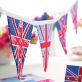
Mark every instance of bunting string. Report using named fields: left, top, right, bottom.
left=0, top=0, right=78, bottom=80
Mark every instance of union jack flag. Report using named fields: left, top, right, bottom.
left=70, top=1, right=78, bottom=33
left=55, top=14, right=68, bottom=54
left=7, top=16, right=33, bottom=79
left=65, top=65, right=82, bottom=82
left=35, top=24, right=53, bottom=72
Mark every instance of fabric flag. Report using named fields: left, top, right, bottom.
left=7, top=16, right=33, bottom=80
left=55, top=14, right=68, bottom=54
left=65, top=65, right=82, bottom=82
left=70, top=1, right=78, bottom=33
left=35, top=24, right=53, bottom=72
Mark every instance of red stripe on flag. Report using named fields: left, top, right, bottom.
left=18, top=47, right=22, bottom=80
left=44, top=24, right=48, bottom=72
left=12, top=18, right=18, bottom=36
left=40, top=41, right=50, bottom=48
left=65, top=76, right=78, bottom=81
left=14, top=47, right=18, bottom=59
left=11, top=36, right=29, bottom=47
left=23, top=24, right=30, bottom=38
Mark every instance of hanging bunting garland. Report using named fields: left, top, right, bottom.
left=65, top=65, right=82, bottom=82
left=70, top=1, right=78, bottom=34
left=35, top=23, right=53, bottom=72
left=0, top=1, right=80, bottom=80
left=7, top=16, right=33, bottom=80
left=55, top=14, right=68, bottom=54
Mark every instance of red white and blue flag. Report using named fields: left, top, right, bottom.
left=55, top=14, right=68, bottom=54
left=35, top=24, right=53, bottom=72
left=65, top=65, right=82, bottom=82
left=7, top=16, right=33, bottom=79
left=70, top=1, right=78, bottom=33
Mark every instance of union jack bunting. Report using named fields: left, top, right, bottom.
left=7, top=16, right=33, bottom=80
left=70, top=1, right=78, bottom=33
left=35, top=24, right=53, bottom=72
left=65, top=65, right=82, bottom=82
left=55, top=14, right=68, bottom=54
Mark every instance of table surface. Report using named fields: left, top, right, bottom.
left=1, top=56, right=82, bottom=82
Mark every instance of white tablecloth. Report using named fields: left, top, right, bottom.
left=1, top=56, right=82, bottom=82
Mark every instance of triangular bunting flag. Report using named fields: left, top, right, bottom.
left=7, top=16, right=33, bottom=80
left=55, top=14, right=68, bottom=54
left=70, top=1, right=78, bottom=33
left=35, top=24, right=53, bottom=72
left=65, top=65, right=82, bottom=82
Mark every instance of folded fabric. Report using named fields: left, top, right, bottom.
left=64, top=65, right=82, bottom=82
